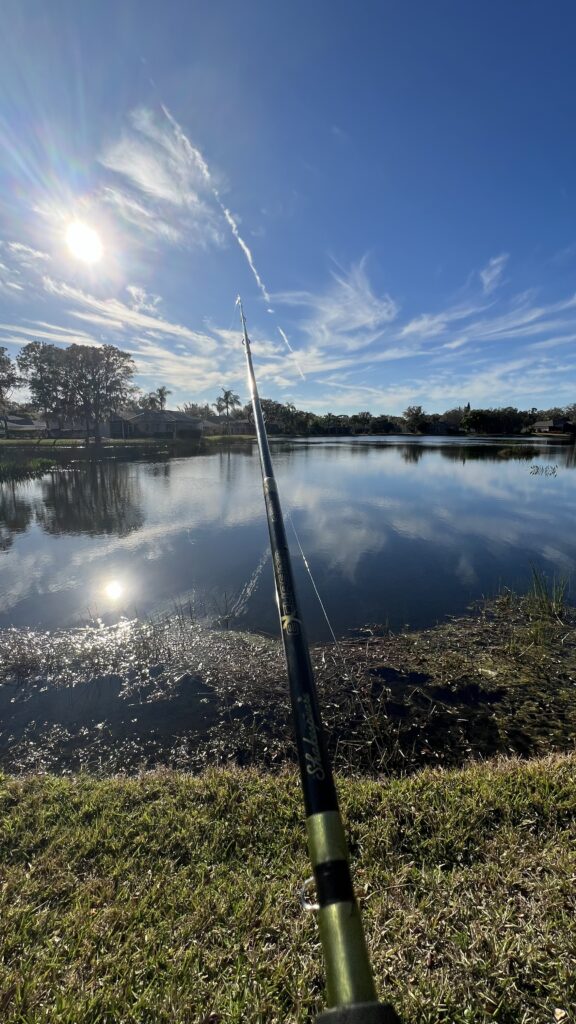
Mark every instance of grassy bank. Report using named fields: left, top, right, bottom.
left=0, top=438, right=169, bottom=447
left=0, top=754, right=574, bottom=1023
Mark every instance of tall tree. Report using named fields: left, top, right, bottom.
left=0, top=347, right=20, bottom=436
left=66, top=344, right=135, bottom=444
left=403, top=405, right=427, bottom=433
left=0, top=347, right=20, bottom=411
left=17, top=342, right=67, bottom=429
left=214, top=388, right=241, bottom=432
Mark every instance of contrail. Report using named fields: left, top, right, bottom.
left=218, top=199, right=272, bottom=307
left=278, top=327, right=306, bottom=379
left=161, top=105, right=273, bottom=307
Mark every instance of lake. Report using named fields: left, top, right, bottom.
left=0, top=437, right=574, bottom=641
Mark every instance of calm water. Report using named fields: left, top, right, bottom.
left=1, top=437, right=574, bottom=641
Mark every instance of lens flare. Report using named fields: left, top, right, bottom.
left=66, top=221, right=103, bottom=263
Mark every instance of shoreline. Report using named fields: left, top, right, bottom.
left=1, top=588, right=574, bottom=776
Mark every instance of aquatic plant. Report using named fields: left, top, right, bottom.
left=527, top=566, right=568, bottom=621
left=0, top=458, right=54, bottom=482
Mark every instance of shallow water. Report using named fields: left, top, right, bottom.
left=0, top=436, right=574, bottom=641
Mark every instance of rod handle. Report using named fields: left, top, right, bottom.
left=316, top=1003, right=402, bottom=1024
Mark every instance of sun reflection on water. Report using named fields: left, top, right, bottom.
left=103, top=579, right=124, bottom=601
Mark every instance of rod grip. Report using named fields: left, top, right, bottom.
left=316, top=1003, right=402, bottom=1024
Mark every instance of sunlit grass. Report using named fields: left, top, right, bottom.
left=0, top=755, right=574, bottom=1022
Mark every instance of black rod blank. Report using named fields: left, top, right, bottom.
left=239, top=299, right=400, bottom=1023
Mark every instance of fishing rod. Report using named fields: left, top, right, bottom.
left=239, top=298, right=401, bottom=1024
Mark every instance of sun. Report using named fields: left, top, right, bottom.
left=66, top=220, right=103, bottom=264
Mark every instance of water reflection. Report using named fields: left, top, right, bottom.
left=0, top=484, right=34, bottom=551
left=103, top=579, right=125, bottom=601
left=400, top=445, right=424, bottom=464
left=37, top=464, right=144, bottom=536
left=0, top=440, right=574, bottom=636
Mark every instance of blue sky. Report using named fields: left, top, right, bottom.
left=1, top=0, right=575, bottom=415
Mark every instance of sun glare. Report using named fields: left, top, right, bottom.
left=104, top=580, right=124, bottom=601
left=66, top=220, right=103, bottom=264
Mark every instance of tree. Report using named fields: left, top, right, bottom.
left=17, top=342, right=68, bottom=430
left=350, top=411, right=372, bottom=434
left=155, top=386, right=171, bottom=410
left=0, top=347, right=19, bottom=410
left=179, top=401, right=214, bottom=419
left=403, top=405, right=427, bottom=433
left=438, top=407, right=466, bottom=431
left=138, top=393, right=160, bottom=411
left=214, top=388, right=241, bottom=432
left=65, top=344, right=135, bottom=444
left=370, top=415, right=397, bottom=434
left=0, top=348, right=20, bottom=436
left=460, top=406, right=528, bottom=435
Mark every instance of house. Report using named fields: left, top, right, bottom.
left=227, top=418, right=252, bottom=435
left=106, top=410, right=202, bottom=440
left=199, top=418, right=253, bottom=436
left=1, top=413, right=45, bottom=437
left=532, top=418, right=572, bottom=434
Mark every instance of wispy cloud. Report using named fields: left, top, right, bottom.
left=101, top=187, right=183, bottom=245
left=0, top=322, right=99, bottom=347
left=99, top=108, right=223, bottom=250
left=0, top=261, right=23, bottom=295
left=275, top=257, right=398, bottom=352
left=398, top=304, right=484, bottom=340
left=100, top=105, right=274, bottom=306
left=42, top=276, right=218, bottom=352
left=126, top=285, right=162, bottom=315
left=160, top=105, right=273, bottom=305
left=480, top=252, right=509, bottom=294
left=7, top=242, right=50, bottom=265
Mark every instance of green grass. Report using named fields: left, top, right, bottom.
left=0, top=458, right=55, bottom=482
left=0, top=754, right=574, bottom=1022
left=0, top=438, right=173, bottom=448
left=0, top=438, right=86, bottom=447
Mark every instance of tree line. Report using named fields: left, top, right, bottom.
left=1, top=341, right=574, bottom=439
left=183, top=398, right=576, bottom=437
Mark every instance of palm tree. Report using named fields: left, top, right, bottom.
left=214, top=388, right=241, bottom=433
left=155, top=386, right=172, bottom=411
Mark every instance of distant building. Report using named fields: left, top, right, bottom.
left=1, top=413, right=45, bottom=437
left=532, top=418, right=572, bottom=434
left=106, top=410, right=202, bottom=440
left=199, top=418, right=252, bottom=436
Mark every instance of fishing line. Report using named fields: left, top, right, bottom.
left=288, top=512, right=349, bottom=679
